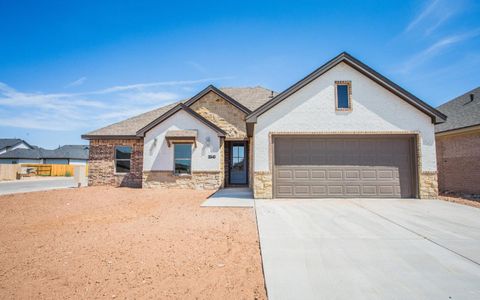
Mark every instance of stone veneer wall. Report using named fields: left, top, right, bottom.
left=189, top=91, right=247, bottom=139
left=253, top=172, right=272, bottom=198
left=143, top=171, right=221, bottom=190
left=88, top=139, right=144, bottom=187
left=419, top=171, right=438, bottom=199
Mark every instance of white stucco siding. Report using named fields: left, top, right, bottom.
left=143, top=110, right=221, bottom=171
left=254, top=62, right=437, bottom=172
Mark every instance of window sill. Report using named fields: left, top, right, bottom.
left=114, top=172, right=130, bottom=176
left=173, top=173, right=192, bottom=177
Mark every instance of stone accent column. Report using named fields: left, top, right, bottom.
left=253, top=171, right=273, bottom=199
left=419, top=171, right=438, bottom=199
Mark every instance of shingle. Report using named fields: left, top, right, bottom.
left=436, top=87, right=480, bottom=133
left=82, top=86, right=276, bottom=138
left=0, top=145, right=89, bottom=160
left=0, top=138, right=25, bottom=150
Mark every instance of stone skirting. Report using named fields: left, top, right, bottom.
left=253, top=172, right=273, bottom=199
left=88, top=139, right=143, bottom=188
left=143, top=171, right=221, bottom=190
left=419, top=171, right=439, bottom=199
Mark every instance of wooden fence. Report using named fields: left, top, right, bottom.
left=0, top=164, right=20, bottom=181
left=21, top=164, right=88, bottom=177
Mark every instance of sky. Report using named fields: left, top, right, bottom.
left=0, top=0, right=479, bottom=149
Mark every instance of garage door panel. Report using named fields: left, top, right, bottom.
left=276, top=185, right=293, bottom=197
left=294, top=170, right=309, bottom=179
left=294, top=185, right=309, bottom=195
left=311, top=170, right=326, bottom=179
left=274, top=136, right=415, bottom=198
left=311, top=185, right=327, bottom=195
left=345, top=185, right=361, bottom=196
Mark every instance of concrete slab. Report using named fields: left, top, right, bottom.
left=201, top=187, right=254, bottom=207
left=0, top=177, right=76, bottom=196
left=256, top=199, right=480, bottom=300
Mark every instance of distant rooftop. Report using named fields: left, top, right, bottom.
left=0, top=144, right=89, bottom=160
left=0, top=138, right=32, bottom=150
left=436, top=86, right=480, bottom=133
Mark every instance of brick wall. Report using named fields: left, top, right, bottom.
left=436, top=130, right=480, bottom=195
left=88, top=139, right=144, bottom=187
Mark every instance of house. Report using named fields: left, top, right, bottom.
left=0, top=145, right=89, bottom=165
left=82, top=52, right=446, bottom=199
left=0, top=138, right=33, bottom=154
left=435, top=87, right=480, bottom=195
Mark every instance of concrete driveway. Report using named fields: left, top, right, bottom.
left=0, top=177, right=76, bottom=195
left=255, top=199, right=480, bottom=300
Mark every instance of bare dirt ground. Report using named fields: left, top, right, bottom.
left=0, top=187, right=266, bottom=299
left=439, top=194, right=480, bottom=209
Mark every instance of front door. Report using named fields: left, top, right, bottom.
left=230, top=142, right=247, bottom=184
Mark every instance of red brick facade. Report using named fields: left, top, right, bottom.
left=436, top=130, right=480, bottom=195
left=88, top=139, right=144, bottom=188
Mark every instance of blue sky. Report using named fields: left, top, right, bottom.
left=0, top=0, right=479, bottom=148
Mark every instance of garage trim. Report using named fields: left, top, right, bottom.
left=268, top=131, right=420, bottom=198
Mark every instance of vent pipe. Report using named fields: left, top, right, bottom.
left=470, top=93, right=475, bottom=102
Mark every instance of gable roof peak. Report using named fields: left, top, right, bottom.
left=184, top=84, right=252, bottom=114
left=136, top=102, right=226, bottom=137
left=246, top=52, right=446, bottom=124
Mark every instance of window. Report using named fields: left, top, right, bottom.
left=174, top=143, right=192, bottom=175
left=335, top=81, right=352, bottom=110
left=115, top=146, right=132, bottom=173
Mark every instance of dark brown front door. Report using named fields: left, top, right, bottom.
left=274, top=136, right=416, bottom=198
left=230, top=142, right=247, bottom=185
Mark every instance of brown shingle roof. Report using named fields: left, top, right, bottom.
left=82, top=86, right=276, bottom=138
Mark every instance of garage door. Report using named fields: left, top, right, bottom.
left=274, top=136, right=416, bottom=198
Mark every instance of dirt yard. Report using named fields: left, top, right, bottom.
left=0, top=187, right=266, bottom=299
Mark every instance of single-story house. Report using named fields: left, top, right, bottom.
left=0, top=145, right=89, bottom=165
left=0, top=138, right=33, bottom=154
left=435, top=87, right=480, bottom=195
left=82, top=52, right=446, bottom=199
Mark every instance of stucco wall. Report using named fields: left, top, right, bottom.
left=143, top=110, right=221, bottom=171
left=254, top=62, right=437, bottom=172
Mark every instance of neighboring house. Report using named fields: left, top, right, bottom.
left=0, top=145, right=89, bottom=165
left=82, top=52, right=446, bottom=199
left=435, top=87, right=480, bottom=195
left=0, top=138, right=33, bottom=154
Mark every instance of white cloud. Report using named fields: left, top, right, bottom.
left=83, top=77, right=231, bottom=95
left=405, top=0, right=465, bottom=35
left=65, top=76, right=87, bottom=88
left=0, top=76, right=232, bottom=131
left=397, top=29, right=480, bottom=73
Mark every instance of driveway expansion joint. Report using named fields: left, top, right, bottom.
left=350, top=200, right=480, bottom=268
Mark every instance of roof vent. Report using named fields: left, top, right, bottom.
left=470, top=93, right=475, bottom=102
left=270, top=91, right=274, bottom=99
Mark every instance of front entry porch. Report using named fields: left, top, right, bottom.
left=201, top=187, right=254, bottom=207
left=224, top=140, right=249, bottom=187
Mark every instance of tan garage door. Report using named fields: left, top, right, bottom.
left=274, top=136, right=416, bottom=198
